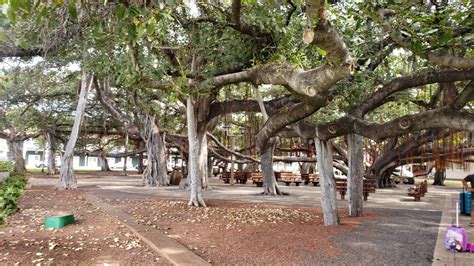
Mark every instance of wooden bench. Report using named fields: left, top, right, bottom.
left=407, top=181, right=428, bottom=201
left=335, top=178, right=376, bottom=201
left=335, top=178, right=348, bottom=200
left=221, top=171, right=248, bottom=184
left=273, top=171, right=291, bottom=181
left=280, top=172, right=303, bottom=186
left=363, top=179, right=377, bottom=201
left=249, top=172, right=263, bottom=187
left=301, top=173, right=320, bottom=186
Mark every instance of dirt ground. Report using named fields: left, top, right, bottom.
left=0, top=187, right=168, bottom=265
left=111, top=198, right=377, bottom=265
left=2, top=173, right=380, bottom=265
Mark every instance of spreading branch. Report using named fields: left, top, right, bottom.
left=378, top=9, right=474, bottom=69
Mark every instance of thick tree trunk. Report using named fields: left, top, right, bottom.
left=197, top=129, right=209, bottom=189
left=376, top=167, right=396, bottom=188
left=138, top=151, right=145, bottom=174
left=207, top=156, right=213, bottom=177
left=136, top=140, right=145, bottom=174
left=433, top=169, right=446, bottom=186
left=99, top=150, right=111, bottom=172
left=347, top=134, right=364, bottom=217
left=254, top=86, right=282, bottom=195
left=44, top=131, right=56, bottom=175
left=315, top=138, right=339, bottom=226
left=187, top=98, right=206, bottom=207
left=58, top=72, right=92, bottom=189
left=301, top=162, right=312, bottom=174
left=141, top=116, right=169, bottom=186
left=122, top=128, right=129, bottom=176
left=8, top=139, right=25, bottom=174
left=262, top=138, right=282, bottom=195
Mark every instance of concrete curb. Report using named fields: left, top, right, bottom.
left=432, top=194, right=455, bottom=265
left=84, top=193, right=210, bottom=266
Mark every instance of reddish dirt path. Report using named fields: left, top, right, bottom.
left=0, top=187, right=168, bottom=265
left=111, top=198, right=377, bottom=265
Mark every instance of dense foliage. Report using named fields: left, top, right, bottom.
left=0, top=174, right=26, bottom=225
left=0, top=162, right=14, bottom=173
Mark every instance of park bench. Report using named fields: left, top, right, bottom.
left=363, top=179, right=377, bottom=201
left=335, top=178, right=377, bottom=201
left=249, top=172, right=263, bottom=187
left=280, top=172, right=303, bottom=186
left=221, top=171, right=248, bottom=184
left=407, top=180, right=428, bottom=201
left=301, top=173, right=320, bottom=186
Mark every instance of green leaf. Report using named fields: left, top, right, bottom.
left=115, top=5, right=125, bottom=19
left=439, top=31, right=452, bottom=46
left=136, top=24, right=145, bottom=39
left=68, top=4, right=78, bottom=19
left=93, top=21, right=103, bottom=35
left=146, top=23, right=154, bottom=35
left=0, top=31, right=8, bottom=42
left=412, top=40, right=424, bottom=53
left=318, top=49, right=327, bottom=56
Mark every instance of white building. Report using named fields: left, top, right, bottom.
left=0, top=139, right=8, bottom=162
left=0, top=138, right=139, bottom=170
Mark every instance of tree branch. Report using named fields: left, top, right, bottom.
left=378, top=9, right=474, bottom=69
left=207, top=132, right=260, bottom=163
left=316, top=108, right=474, bottom=141
left=353, top=69, right=474, bottom=117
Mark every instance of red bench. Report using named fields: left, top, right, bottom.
left=221, top=171, right=248, bottom=184
left=249, top=172, right=263, bottom=187
left=280, top=172, right=303, bottom=186
left=335, top=178, right=376, bottom=201
left=301, top=173, right=320, bottom=186
left=407, top=181, right=428, bottom=201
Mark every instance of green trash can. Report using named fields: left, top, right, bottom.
left=44, top=213, right=75, bottom=229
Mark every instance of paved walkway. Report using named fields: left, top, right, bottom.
left=29, top=175, right=474, bottom=265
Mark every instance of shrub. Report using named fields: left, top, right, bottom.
left=0, top=162, right=14, bottom=173
left=0, top=174, right=27, bottom=225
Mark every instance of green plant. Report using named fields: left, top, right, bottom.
left=0, top=174, right=27, bottom=225
left=0, top=162, right=14, bottom=173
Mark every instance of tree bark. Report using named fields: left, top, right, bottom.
left=141, top=115, right=169, bottom=186
left=44, top=131, right=56, bottom=175
left=197, top=129, right=209, bottom=189
left=138, top=151, right=145, bottom=174
left=122, top=126, right=129, bottom=176
left=8, top=139, right=25, bottom=174
left=207, top=156, right=213, bottom=177
left=187, top=98, right=206, bottom=207
left=315, top=138, right=339, bottom=226
left=58, top=71, right=93, bottom=189
left=254, top=86, right=282, bottom=195
left=433, top=168, right=446, bottom=186
left=347, top=134, right=364, bottom=217
left=262, top=138, right=282, bottom=195
left=99, top=150, right=111, bottom=172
